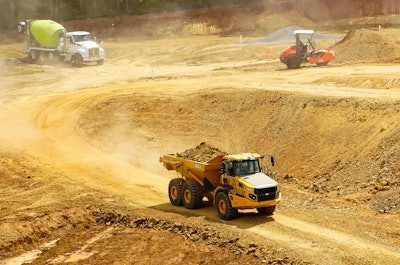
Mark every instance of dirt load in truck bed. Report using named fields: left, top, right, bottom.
left=175, top=142, right=226, bottom=162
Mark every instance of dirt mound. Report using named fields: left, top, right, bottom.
left=175, top=142, right=226, bottom=162
left=332, top=28, right=400, bottom=63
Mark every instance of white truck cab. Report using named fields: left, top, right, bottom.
left=60, top=31, right=105, bottom=66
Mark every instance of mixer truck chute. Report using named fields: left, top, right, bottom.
left=17, top=20, right=105, bottom=66
left=160, top=152, right=281, bottom=220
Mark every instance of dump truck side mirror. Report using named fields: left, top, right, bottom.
left=270, top=156, right=275, bottom=166
left=261, top=154, right=275, bottom=166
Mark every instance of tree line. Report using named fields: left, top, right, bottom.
left=0, top=0, right=258, bottom=31
left=2, top=0, right=399, bottom=31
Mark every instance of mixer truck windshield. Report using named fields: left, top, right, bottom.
left=73, top=34, right=91, bottom=42
left=235, top=160, right=260, bottom=176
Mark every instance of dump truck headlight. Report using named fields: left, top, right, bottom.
left=249, top=194, right=257, bottom=200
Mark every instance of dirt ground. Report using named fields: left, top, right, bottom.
left=1, top=4, right=400, bottom=265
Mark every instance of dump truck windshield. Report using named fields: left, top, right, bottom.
left=235, top=160, right=260, bottom=176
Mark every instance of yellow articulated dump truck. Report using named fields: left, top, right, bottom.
left=160, top=152, right=281, bottom=220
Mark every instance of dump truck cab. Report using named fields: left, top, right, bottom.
left=216, top=153, right=280, bottom=219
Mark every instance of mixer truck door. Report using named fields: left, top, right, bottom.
left=58, top=32, right=67, bottom=54
left=66, top=36, right=76, bottom=53
left=66, top=36, right=73, bottom=48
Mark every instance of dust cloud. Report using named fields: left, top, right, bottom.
left=0, top=106, right=42, bottom=151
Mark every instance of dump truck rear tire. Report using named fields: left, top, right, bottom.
left=257, top=206, right=275, bottom=215
left=216, top=192, right=238, bottom=220
left=182, top=180, right=203, bottom=209
left=168, top=178, right=184, bottom=206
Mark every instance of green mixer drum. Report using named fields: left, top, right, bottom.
left=30, top=20, right=66, bottom=48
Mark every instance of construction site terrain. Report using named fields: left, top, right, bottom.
left=1, top=3, right=400, bottom=265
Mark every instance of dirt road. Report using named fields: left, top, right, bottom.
left=1, top=24, right=400, bottom=265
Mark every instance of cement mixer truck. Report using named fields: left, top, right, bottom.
left=17, top=20, right=105, bottom=66
left=160, top=152, right=281, bottom=220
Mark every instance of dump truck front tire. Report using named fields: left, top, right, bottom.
left=216, top=192, right=238, bottom=220
left=168, top=178, right=184, bottom=206
left=182, top=180, right=203, bottom=209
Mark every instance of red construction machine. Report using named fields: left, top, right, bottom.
left=280, top=30, right=335, bottom=69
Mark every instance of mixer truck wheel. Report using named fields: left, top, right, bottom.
left=38, top=51, right=47, bottom=64
left=29, top=50, right=37, bottom=62
left=182, top=180, right=203, bottom=209
left=73, top=54, right=83, bottom=67
left=168, top=178, right=184, bottom=206
left=47, top=52, right=55, bottom=63
left=216, top=192, right=238, bottom=220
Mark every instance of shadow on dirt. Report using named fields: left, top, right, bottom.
left=149, top=202, right=275, bottom=229
left=15, top=57, right=101, bottom=68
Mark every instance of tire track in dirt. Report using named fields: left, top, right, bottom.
left=196, top=206, right=399, bottom=265
left=1, top=88, right=169, bottom=208
left=251, top=213, right=400, bottom=265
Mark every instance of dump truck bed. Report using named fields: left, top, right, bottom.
left=160, top=154, right=223, bottom=189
